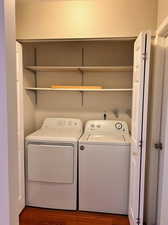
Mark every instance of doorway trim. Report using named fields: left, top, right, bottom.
left=0, top=0, right=19, bottom=225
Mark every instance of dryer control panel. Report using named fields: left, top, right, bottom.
left=42, top=118, right=82, bottom=130
left=84, top=120, right=129, bottom=134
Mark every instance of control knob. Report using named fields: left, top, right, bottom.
left=115, top=122, right=123, bottom=130
left=80, top=145, right=85, bottom=151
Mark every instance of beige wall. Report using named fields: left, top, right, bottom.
left=16, top=0, right=157, bottom=40
left=157, top=0, right=168, bottom=26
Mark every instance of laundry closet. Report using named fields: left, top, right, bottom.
left=16, top=31, right=151, bottom=225
left=22, top=40, right=133, bottom=132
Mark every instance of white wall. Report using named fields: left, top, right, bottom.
left=16, top=0, right=157, bottom=40
left=0, top=0, right=19, bottom=225
left=157, top=0, right=168, bottom=27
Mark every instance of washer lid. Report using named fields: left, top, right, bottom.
left=88, top=134, right=125, bottom=142
left=26, top=128, right=82, bottom=143
left=80, top=133, right=130, bottom=145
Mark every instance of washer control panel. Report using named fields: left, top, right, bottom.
left=85, top=120, right=129, bottom=134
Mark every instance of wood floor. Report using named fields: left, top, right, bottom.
left=20, top=207, right=130, bottom=225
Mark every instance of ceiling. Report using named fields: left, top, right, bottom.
left=16, top=0, right=86, bottom=2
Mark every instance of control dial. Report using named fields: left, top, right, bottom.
left=80, top=145, right=85, bottom=151
left=115, top=122, right=123, bottom=130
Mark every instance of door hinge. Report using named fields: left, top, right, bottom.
left=139, top=140, right=143, bottom=148
left=136, top=217, right=140, bottom=225
left=142, top=52, right=147, bottom=60
left=154, top=142, right=163, bottom=150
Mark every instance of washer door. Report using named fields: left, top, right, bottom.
left=79, top=143, right=130, bottom=214
left=27, top=144, right=74, bottom=183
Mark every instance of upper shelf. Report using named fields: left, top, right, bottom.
left=25, top=66, right=133, bottom=73
left=25, top=87, right=133, bottom=92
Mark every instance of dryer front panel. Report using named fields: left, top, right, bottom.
left=27, top=144, right=74, bottom=184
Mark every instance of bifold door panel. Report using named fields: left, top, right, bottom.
left=129, top=32, right=151, bottom=225
left=16, top=41, right=25, bottom=213
left=27, top=144, right=74, bottom=183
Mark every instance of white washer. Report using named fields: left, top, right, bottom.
left=79, top=120, right=130, bottom=214
left=25, top=118, right=82, bottom=210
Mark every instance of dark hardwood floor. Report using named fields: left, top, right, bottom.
left=20, top=207, right=130, bottom=225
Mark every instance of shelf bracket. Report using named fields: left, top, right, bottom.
left=80, top=47, right=85, bottom=107
left=80, top=91, right=84, bottom=107
left=34, top=86, right=38, bottom=105
left=34, top=47, right=38, bottom=104
left=34, top=71, right=38, bottom=104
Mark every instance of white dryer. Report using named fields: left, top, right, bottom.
left=79, top=120, right=130, bottom=214
left=25, top=118, right=82, bottom=210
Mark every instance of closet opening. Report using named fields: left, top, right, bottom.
left=16, top=34, right=151, bottom=225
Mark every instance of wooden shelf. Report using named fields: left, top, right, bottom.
left=81, top=66, right=133, bottom=72
left=25, top=87, right=133, bottom=92
left=26, top=66, right=79, bottom=72
left=26, top=66, right=133, bottom=73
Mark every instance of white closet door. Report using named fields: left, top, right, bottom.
left=16, top=42, right=25, bottom=214
left=129, top=32, right=151, bottom=225
left=157, top=36, right=168, bottom=225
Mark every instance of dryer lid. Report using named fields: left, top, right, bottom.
left=26, top=128, right=82, bottom=143
left=26, top=118, right=82, bottom=143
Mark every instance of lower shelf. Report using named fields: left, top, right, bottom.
left=25, top=87, right=133, bottom=92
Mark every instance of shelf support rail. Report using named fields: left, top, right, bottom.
left=80, top=47, right=85, bottom=107
left=34, top=47, right=38, bottom=104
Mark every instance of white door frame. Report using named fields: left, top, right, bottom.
left=16, top=42, right=25, bottom=214
left=154, top=17, right=168, bottom=225
left=0, top=0, right=19, bottom=225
